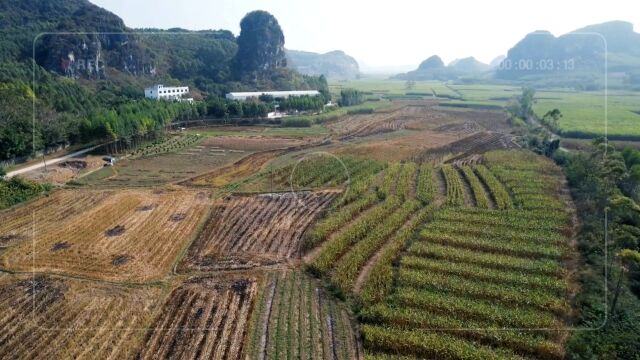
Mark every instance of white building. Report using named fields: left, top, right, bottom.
left=225, top=90, right=320, bottom=101
left=145, top=84, right=190, bottom=101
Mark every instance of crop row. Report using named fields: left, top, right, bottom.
left=391, top=287, right=562, bottom=330
left=361, top=324, right=524, bottom=360
left=377, top=163, right=403, bottom=199
left=442, top=165, right=465, bottom=206
left=133, top=134, right=202, bottom=158
left=400, top=255, right=565, bottom=293
left=415, top=164, right=436, bottom=205
left=473, top=165, right=512, bottom=209
left=395, top=163, right=417, bottom=201
left=309, top=197, right=400, bottom=274
left=305, top=193, right=379, bottom=251
left=245, top=271, right=358, bottom=359
left=407, top=241, right=562, bottom=276
left=361, top=304, right=563, bottom=359
left=434, top=208, right=568, bottom=231
left=417, top=230, right=562, bottom=259
left=331, top=200, right=421, bottom=294
left=397, top=268, right=568, bottom=314
left=424, top=221, right=566, bottom=246
left=460, top=166, right=490, bottom=208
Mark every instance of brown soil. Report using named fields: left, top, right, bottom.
left=181, top=191, right=339, bottom=273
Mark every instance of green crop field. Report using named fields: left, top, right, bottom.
left=329, top=79, right=460, bottom=99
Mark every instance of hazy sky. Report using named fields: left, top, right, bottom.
left=91, top=0, right=637, bottom=72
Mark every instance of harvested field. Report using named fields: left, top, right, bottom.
left=138, top=276, right=257, bottom=360
left=0, top=274, right=161, bottom=359
left=328, top=104, right=441, bottom=139
left=184, top=150, right=282, bottom=187
left=0, top=189, right=112, bottom=246
left=415, top=131, right=520, bottom=164
left=79, top=140, right=247, bottom=187
left=334, top=130, right=460, bottom=162
left=434, top=106, right=513, bottom=133
left=22, top=155, right=105, bottom=185
left=180, top=191, right=338, bottom=272
left=203, top=135, right=309, bottom=151
left=0, top=189, right=210, bottom=282
left=245, top=271, right=360, bottom=360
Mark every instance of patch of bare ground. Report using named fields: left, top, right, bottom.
left=180, top=191, right=339, bottom=272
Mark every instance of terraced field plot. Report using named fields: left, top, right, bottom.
left=361, top=151, right=574, bottom=360
left=231, top=154, right=385, bottom=195
left=305, top=162, right=442, bottom=297
left=245, top=271, right=360, bottom=360
left=79, top=138, right=248, bottom=187
left=1, top=189, right=209, bottom=282
left=327, top=103, right=438, bottom=139
left=138, top=276, right=257, bottom=360
left=0, top=274, right=161, bottom=359
left=180, top=191, right=338, bottom=272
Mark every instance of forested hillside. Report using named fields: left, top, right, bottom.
left=0, top=0, right=328, bottom=163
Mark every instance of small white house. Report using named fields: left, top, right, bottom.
left=225, top=90, right=320, bottom=101
left=145, top=84, right=189, bottom=101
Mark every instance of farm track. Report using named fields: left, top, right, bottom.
left=180, top=191, right=339, bottom=272
left=455, top=166, right=475, bottom=207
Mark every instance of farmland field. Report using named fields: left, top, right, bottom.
left=0, top=273, right=162, bottom=359
left=138, top=276, right=257, bottom=359
left=1, top=97, right=587, bottom=359
left=1, top=189, right=210, bottom=282
left=179, top=191, right=338, bottom=272
left=245, top=271, right=360, bottom=359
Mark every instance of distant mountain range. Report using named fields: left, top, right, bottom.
left=394, top=21, right=640, bottom=88
left=393, top=55, right=491, bottom=81
left=286, top=50, right=360, bottom=79
left=496, top=21, right=640, bottom=87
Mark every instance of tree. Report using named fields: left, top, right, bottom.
left=610, top=249, right=640, bottom=315
left=232, top=11, right=287, bottom=79
left=507, top=87, right=536, bottom=122
left=339, top=88, right=363, bottom=107
left=542, top=108, right=562, bottom=131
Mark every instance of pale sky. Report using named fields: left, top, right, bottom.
left=90, top=0, right=637, bottom=72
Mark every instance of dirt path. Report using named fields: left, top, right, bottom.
left=7, top=144, right=105, bottom=178
left=353, top=209, right=420, bottom=293
left=435, top=167, right=447, bottom=206
left=456, top=166, right=476, bottom=207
